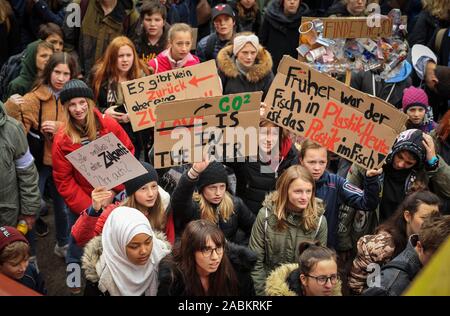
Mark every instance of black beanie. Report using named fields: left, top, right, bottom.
left=385, top=129, right=426, bottom=169
left=196, top=161, right=228, bottom=192
left=60, top=79, right=95, bottom=105
left=124, top=162, right=158, bottom=196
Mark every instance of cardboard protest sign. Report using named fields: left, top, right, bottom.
left=121, top=60, right=222, bottom=132
left=301, top=16, right=393, bottom=39
left=154, top=92, right=262, bottom=168
left=264, top=56, right=408, bottom=169
left=65, top=133, right=147, bottom=190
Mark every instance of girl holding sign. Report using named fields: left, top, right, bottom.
left=82, top=206, right=171, bottom=296
left=90, top=36, right=150, bottom=161
left=148, top=23, right=200, bottom=74
left=71, top=161, right=176, bottom=246
left=248, top=165, right=328, bottom=296
left=4, top=52, right=78, bottom=259
left=170, top=158, right=255, bottom=245
left=52, top=79, right=134, bottom=294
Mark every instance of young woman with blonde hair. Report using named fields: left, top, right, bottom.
left=249, top=164, right=327, bottom=295
left=170, top=158, right=255, bottom=245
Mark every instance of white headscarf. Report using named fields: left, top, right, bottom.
left=96, top=206, right=170, bottom=296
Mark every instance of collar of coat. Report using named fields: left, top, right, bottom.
left=82, top=231, right=170, bottom=283
left=265, top=263, right=342, bottom=296
left=217, top=44, right=273, bottom=83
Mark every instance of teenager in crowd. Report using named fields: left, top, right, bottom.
left=229, top=0, right=261, bottom=34
left=402, top=86, right=436, bottom=133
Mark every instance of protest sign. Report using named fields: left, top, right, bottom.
left=154, top=92, right=262, bottom=168
left=65, top=133, right=147, bottom=189
left=264, top=55, right=408, bottom=169
left=301, top=16, right=393, bottom=39
left=121, top=60, right=222, bottom=132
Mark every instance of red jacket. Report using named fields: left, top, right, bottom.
left=71, top=203, right=176, bottom=246
left=148, top=49, right=200, bottom=73
left=52, top=109, right=134, bottom=214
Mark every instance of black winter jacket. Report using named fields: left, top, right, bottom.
left=227, top=142, right=298, bottom=215
left=217, top=44, right=274, bottom=99
left=157, top=242, right=257, bottom=296
left=259, top=1, right=310, bottom=72
left=170, top=171, right=256, bottom=244
left=408, top=11, right=450, bottom=48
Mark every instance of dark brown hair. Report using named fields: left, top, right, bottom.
left=418, top=214, right=450, bottom=252
left=33, top=52, right=78, bottom=90
left=436, top=109, right=450, bottom=143
left=172, top=220, right=238, bottom=296
left=140, top=1, right=167, bottom=20
left=38, top=22, right=63, bottom=41
left=375, top=190, right=441, bottom=258
left=298, top=241, right=337, bottom=276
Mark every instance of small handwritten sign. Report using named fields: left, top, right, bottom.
left=121, top=60, right=222, bottom=131
left=65, top=133, right=147, bottom=190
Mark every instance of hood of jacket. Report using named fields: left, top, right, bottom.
left=264, top=0, right=309, bottom=30
left=265, top=262, right=342, bottom=296
left=261, top=191, right=325, bottom=226
left=13, top=40, right=41, bottom=92
left=226, top=241, right=257, bottom=273
left=385, top=129, right=426, bottom=170
left=82, top=231, right=170, bottom=283
left=217, top=45, right=273, bottom=83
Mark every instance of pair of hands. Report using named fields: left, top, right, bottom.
left=105, top=106, right=130, bottom=124
left=91, top=187, right=115, bottom=212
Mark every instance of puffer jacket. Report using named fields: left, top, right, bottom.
left=249, top=192, right=327, bottom=295
left=170, top=171, right=256, bottom=244
left=363, top=236, right=422, bottom=296
left=0, top=101, right=40, bottom=226
left=348, top=230, right=396, bottom=295
left=227, top=138, right=298, bottom=215
left=217, top=44, right=274, bottom=99
left=265, top=263, right=342, bottom=296
left=82, top=232, right=171, bottom=296
left=259, top=0, right=310, bottom=72
left=63, top=0, right=139, bottom=76
left=52, top=108, right=134, bottom=214
left=5, top=84, right=65, bottom=166
left=71, top=186, right=172, bottom=247
left=148, top=49, right=200, bottom=74
left=157, top=241, right=257, bottom=296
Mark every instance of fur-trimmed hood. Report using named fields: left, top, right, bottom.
left=82, top=231, right=171, bottom=283
left=265, top=263, right=342, bottom=296
left=217, top=44, right=273, bottom=83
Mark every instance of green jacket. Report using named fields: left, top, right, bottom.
left=5, top=40, right=42, bottom=99
left=249, top=192, right=327, bottom=296
left=0, top=102, right=40, bottom=226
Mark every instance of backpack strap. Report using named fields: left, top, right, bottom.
left=205, top=33, right=217, bottom=61
left=434, top=28, right=447, bottom=56
left=314, top=215, right=324, bottom=240
left=263, top=207, right=269, bottom=264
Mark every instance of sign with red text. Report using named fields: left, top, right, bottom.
left=264, top=56, right=408, bottom=169
left=154, top=92, right=262, bottom=168
left=121, top=60, right=222, bottom=132
left=65, top=133, right=147, bottom=190
left=302, top=16, right=393, bottom=38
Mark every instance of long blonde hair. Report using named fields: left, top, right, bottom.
left=272, top=165, right=320, bottom=232
left=422, top=0, right=450, bottom=21
left=121, top=193, right=166, bottom=232
left=193, top=191, right=235, bottom=224
left=62, top=98, right=99, bottom=144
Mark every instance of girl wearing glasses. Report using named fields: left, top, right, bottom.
left=249, top=165, right=328, bottom=295
left=157, top=220, right=256, bottom=296
left=265, top=241, right=341, bottom=296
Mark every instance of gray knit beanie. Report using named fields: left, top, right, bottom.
left=60, top=79, right=94, bottom=104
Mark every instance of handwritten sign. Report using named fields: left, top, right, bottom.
left=264, top=56, right=408, bottom=169
left=302, top=16, right=393, bottom=38
left=154, top=92, right=262, bottom=168
left=121, top=60, right=222, bottom=132
left=65, top=133, right=147, bottom=190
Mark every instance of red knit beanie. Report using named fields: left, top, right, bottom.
left=0, top=226, right=29, bottom=253
left=402, top=86, right=429, bottom=113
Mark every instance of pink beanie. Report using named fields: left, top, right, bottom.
left=402, top=86, right=429, bottom=113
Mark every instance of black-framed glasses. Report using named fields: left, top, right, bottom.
left=201, top=246, right=224, bottom=258
left=305, top=274, right=339, bottom=285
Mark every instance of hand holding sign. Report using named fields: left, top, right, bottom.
left=91, top=187, right=114, bottom=211
left=365, top=166, right=384, bottom=178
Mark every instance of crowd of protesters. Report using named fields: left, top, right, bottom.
left=0, top=0, right=449, bottom=296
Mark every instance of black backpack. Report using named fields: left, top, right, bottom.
left=0, top=52, right=24, bottom=102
